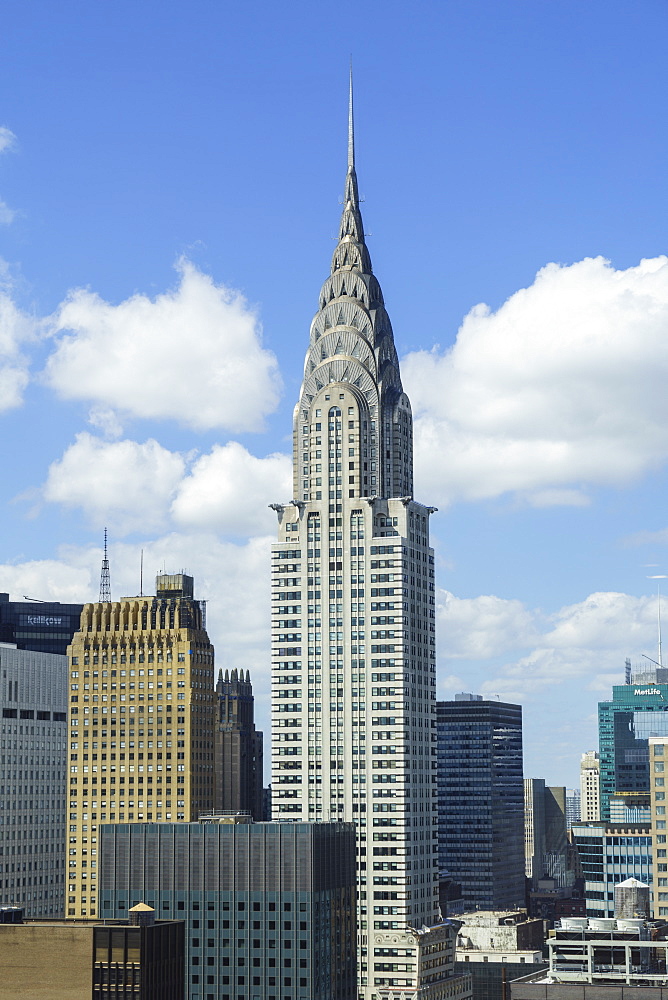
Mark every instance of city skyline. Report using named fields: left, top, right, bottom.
left=2, top=1, right=668, bottom=787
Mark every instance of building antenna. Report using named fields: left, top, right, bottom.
left=140, top=549, right=144, bottom=598
left=648, top=575, right=667, bottom=669
left=99, top=527, right=111, bottom=602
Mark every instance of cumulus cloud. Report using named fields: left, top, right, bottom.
left=0, top=127, right=17, bottom=225
left=44, top=259, right=282, bottom=432
left=40, top=434, right=292, bottom=538
left=43, top=433, right=186, bottom=534
left=0, top=533, right=274, bottom=733
left=172, top=441, right=292, bottom=537
left=436, top=588, right=661, bottom=703
left=403, top=255, right=668, bottom=506
left=437, top=590, right=538, bottom=659
left=0, top=557, right=93, bottom=604
left=0, top=289, right=35, bottom=411
left=0, top=127, right=16, bottom=155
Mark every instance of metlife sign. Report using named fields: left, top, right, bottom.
left=634, top=688, right=663, bottom=696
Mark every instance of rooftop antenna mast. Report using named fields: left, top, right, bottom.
left=647, top=575, right=666, bottom=669
left=99, top=527, right=111, bottom=602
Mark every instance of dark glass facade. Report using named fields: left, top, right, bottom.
left=0, top=593, right=83, bottom=656
left=437, top=699, right=525, bottom=911
left=98, top=820, right=357, bottom=1000
left=93, top=920, right=184, bottom=1000
left=598, top=683, right=668, bottom=820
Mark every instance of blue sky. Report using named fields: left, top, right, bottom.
left=2, top=0, right=668, bottom=786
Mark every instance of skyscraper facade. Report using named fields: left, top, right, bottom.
left=580, top=751, right=600, bottom=822
left=270, top=88, right=467, bottom=1000
left=437, top=695, right=525, bottom=911
left=598, top=679, right=668, bottom=821
left=0, top=592, right=83, bottom=656
left=66, top=573, right=216, bottom=919
left=565, top=788, right=581, bottom=829
left=215, top=668, right=263, bottom=819
left=0, top=644, right=68, bottom=916
left=524, top=780, right=569, bottom=887
left=649, top=736, right=668, bottom=917
left=99, top=818, right=358, bottom=1000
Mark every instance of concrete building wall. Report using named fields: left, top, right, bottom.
left=0, top=922, right=91, bottom=1000
left=0, top=644, right=67, bottom=916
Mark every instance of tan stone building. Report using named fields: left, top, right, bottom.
left=0, top=908, right=184, bottom=1000
left=650, top=736, right=668, bottom=916
left=66, top=573, right=215, bottom=918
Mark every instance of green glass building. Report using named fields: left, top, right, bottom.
left=598, top=681, right=668, bottom=821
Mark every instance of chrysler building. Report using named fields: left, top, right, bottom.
left=271, top=80, right=469, bottom=1000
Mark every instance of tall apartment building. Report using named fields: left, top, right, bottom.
left=580, top=752, right=600, bottom=822
left=270, top=84, right=471, bottom=1000
left=215, top=668, right=263, bottom=819
left=0, top=643, right=68, bottom=916
left=99, top=818, right=358, bottom=1000
left=437, top=695, right=525, bottom=911
left=0, top=592, right=83, bottom=655
left=66, top=573, right=216, bottom=919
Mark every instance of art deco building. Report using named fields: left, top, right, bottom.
left=215, top=668, right=264, bottom=819
left=66, top=573, right=216, bottom=919
left=270, top=85, right=470, bottom=1000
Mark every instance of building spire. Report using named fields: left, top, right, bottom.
left=99, top=527, right=111, bottom=602
left=348, top=61, right=355, bottom=170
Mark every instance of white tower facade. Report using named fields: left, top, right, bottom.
left=580, top=750, right=601, bottom=822
left=271, top=83, right=469, bottom=1000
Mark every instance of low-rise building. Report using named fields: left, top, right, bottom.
left=455, top=911, right=547, bottom=1000
left=571, top=821, right=653, bottom=917
left=0, top=903, right=184, bottom=1000
left=510, top=916, right=668, bottom=998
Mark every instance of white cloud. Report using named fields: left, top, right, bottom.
left=0, top=128, right=17, bottom=226
left=438, top=589, right=661, bottom=703
left=0, top=557, right=93, bottom=605
left=43, top=433, right=186, bottom=534
left=403, top=255, right=668, bottom=506
left=0, top=127, right=16, bottom=155
left=40, top=434, right=292, bottom=539
left=0, top=533, right=274, bottom=737
left=436, top=590, right=537, bottom=659
left=44, top=259, right=282, bottom=432
left=0, top=201, right=15, bottom=225
left=0, top=290, right=35, bottom=412
left=171, top=441, right=292, bottom=537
